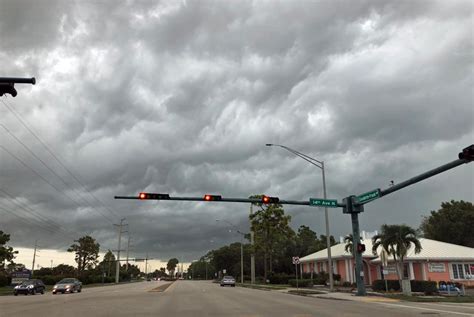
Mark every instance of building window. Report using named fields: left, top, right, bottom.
left=451, top=263, right=473, bottom=279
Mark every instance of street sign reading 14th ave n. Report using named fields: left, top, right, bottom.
left=309, top=198, right=338, bottom=207
left=356, top=189, right=381, bottom=204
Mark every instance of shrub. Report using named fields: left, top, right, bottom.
left=268, top=273, right=293, bottom=284
left=0, top=273, right=9, bottom=287
left=289, top=279, right=313, bottom=288
left=372, top=279, right=400, bottom=291
left=342, top=281, right=352, bottom=287
left=410, top=280, right=437, bottom=294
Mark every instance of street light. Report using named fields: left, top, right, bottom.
left=216, top=219, right=246, bottom=284
left=266, top=143, right=335, bottom=291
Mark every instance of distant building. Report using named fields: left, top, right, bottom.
left=300, top=238, right=474, bottom=286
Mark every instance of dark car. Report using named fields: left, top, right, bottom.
left=52, top=278, right=82, bottom=294
left=220, top=276, right=236, bottom=287
left=13, top=279, right=45, bottom=296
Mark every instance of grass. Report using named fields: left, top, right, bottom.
left=384, top=294, right=474, bottom=303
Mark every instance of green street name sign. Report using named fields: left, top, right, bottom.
left=356, top=189, right=381, bottom=204
left=309, top=198, right=338, bottom=208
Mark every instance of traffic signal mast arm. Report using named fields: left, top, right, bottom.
left=354, top=148, right=472, bottom=206
left=114, top=194, right=339, bottom=206
left=0, top=77, right=36, bottom=97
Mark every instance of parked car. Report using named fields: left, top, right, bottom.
left=13, top=279, right=45, bottom=296
left=220, top=276, right=236, bottom=287
left=52, top=278, right=82, bottom=294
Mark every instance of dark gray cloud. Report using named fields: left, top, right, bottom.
left=0, top=0, right=472, bottom=264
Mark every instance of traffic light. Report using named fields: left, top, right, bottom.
left=204, top=194, right=222, bottom=201
left=459, top=144, right=474, bottom=161
left=138, top=193, right=170, bottom=200
left=357, top=243, right=366, bottom=253
left=0, top=83, right=17, bottom=97
left=262, top=195, right=279, bottom=204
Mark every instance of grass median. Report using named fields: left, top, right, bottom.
left=236, top=283, right=289, bottom=290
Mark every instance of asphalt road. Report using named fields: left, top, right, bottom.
left=0, top=280, right=473, bottom=317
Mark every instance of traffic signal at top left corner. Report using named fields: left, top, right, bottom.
left=262, top=195, right=279, bottom=204
left=459, top=144, right=474, bottom=161
left=138, top=192, right=170, bottom=200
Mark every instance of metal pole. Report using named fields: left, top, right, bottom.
left=295, top=263, right=299, bottom=290
left=241, top=239, right=244, bottom=284
left=145, top=253, right=148, bottom=278
left=115, top=218, right=125, bottom=283
left=205, top=261, right=208, bottom=280
left=321, top=161, right=334, bottom=292
left=126, top=235, right=130, bottom=271
left=31, top=240, right=38, bottom=277
left=351, top=211, right=366, bottom=296
left=250, top=204, right=256, bottom=285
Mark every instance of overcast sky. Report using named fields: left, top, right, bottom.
left=0, top=0, right=472, bottom=270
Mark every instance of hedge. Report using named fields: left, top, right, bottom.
left=0, top=273, right=9, bottom=287
left=372, top=279, right=401, bottom=291
left=268, top=273, right=293, bottom=284
left=372, top=280, right=437, bottom=294
left=289, top=279, right=313, bottom=288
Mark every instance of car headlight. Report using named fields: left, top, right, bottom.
left=14, top=285, right=19, bottom=289
left=53, top=285, right=57, bottom=288
left=28, top=285, right=34, bottom=288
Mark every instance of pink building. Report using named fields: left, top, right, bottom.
left=299, top=238, right=474, bottom=286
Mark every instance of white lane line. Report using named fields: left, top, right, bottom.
left=378, top=302, right=474, bottom=316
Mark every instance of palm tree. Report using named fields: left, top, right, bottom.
left=372, top=224, right=422, bottom=291
left=343, top=234, right=361, bottom=255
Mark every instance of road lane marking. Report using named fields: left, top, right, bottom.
left=378, top=302, right=474, bottom=316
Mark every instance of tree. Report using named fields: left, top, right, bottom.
left=372, top=224, right=422, bottom=291
left=52, top=264, right=76, bottom=276
left=343, top=233, right=361, bottom=256
left=67, top=236, right=100, bottom=274
left=420, top=200, right=474, bottom=247
left=0, top=230, right=18, bottom=268
left=99, top=250, right=116, bottom=277
left=167, top=258, right=179, bottom=277
left=5, top=262, right=25, bottom=273
left=250, top=195, right=293, bottom=281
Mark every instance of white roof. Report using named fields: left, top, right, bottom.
left=300, top=238, right=474, bottom=263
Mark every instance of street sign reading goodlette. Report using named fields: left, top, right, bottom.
left=356, top=189, right=381, bottom=204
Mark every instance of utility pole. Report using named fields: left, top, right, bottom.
left=126, top=235, right=131, bottom=271
left=113, top=218, right=127, bottom=283
left=31, top=240, right=39, bottom=277
left=145, top=252, right=149, bottom=278
left=50, top=260, right=53, bottom=270
left=250, top=204, right=255, bottom=285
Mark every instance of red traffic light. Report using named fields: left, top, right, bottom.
left=138, top=193, right=170, bottom=200
left=262, top=195, right=279, bottom=204
left=357, top=243, right=366, bottom=253
left=204, top=194, right=222, bottom=201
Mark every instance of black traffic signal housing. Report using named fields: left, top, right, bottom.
left=204, top=194, right=222, bottom=201
left=139, top=193, right=170, bottom=200
left=459, top=144, right=474, bottom=161
left=0, top=83, right=17, bottom=97
left=357, top=243, right=366, bottom=253
left=262, top=195, right=279, bottom=204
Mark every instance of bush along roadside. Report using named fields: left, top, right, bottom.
left=372, top=280, right=438, bottom=294
left=289, top=279, right=313, bottom=288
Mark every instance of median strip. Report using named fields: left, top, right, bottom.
left=148, top=282, right=173, bottom=293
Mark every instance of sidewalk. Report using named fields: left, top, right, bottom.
left=277, top=287, right=401, bottom=302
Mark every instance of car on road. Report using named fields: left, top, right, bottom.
left=220, top=276, right=236, bottom=287
left=52, top=278, right=82, bottom=294
left=13, top=279, right=45, bottom=296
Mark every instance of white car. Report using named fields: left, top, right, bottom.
left=220, top=276, right=236, bottom=287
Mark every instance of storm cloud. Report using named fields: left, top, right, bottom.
left=0, top=0, right=472, bottom=266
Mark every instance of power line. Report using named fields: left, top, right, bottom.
left=0, top=144, right=114, bottom=223
left=0, top=122, right=116, bottom=219
left=1, top=97, right=121, bottom=219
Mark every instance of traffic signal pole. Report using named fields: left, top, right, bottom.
left=115, top=145, right=472, bottom=296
